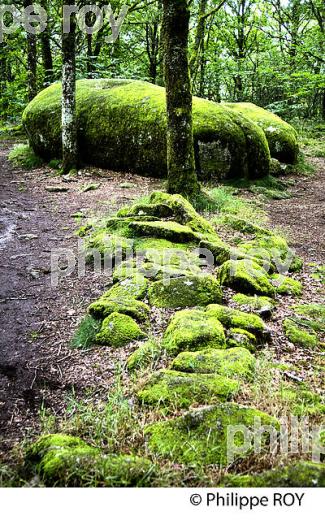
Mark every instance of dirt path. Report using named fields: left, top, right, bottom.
left=266, top=157, right=325, bottom=265
left=0, top=140, right=160, bottom=458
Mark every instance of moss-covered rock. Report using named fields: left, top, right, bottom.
left=271, top=274, right=303, bottom=296
left=171, top=347, right=255, bottom=380
left=227, top=328, right=258, bottom=352
left=88, top=296, right=150, bottom=322
left=101, top=278, right=148, bottom=301
left=283, top=318, right=318, bottom=349
left=127, top=341, right=163, bottom=372
left=162, top=309, right=226, bottom=355
left=232, top=293, right=275, bottom=318
left=220, top=215, right=272, bottom=237
left=25, top=434, right=156, bottom=486
left=96, top=312, right=147, bottom=347
left=145, top=404, right=279, bottom=466
left=238, top=234, right=302, bottom=274
left=23, top=79, right=271, bottom=181
left=222, top=462, right=325, bottom=487
left=147, top=274, right=222, bottom=309
left=83, top=232, right=134, bottom=260
left=129, top=220, right=198, bottom=243
left=225, top=102, right=299, bottom=163
left=206, top=304, right=267, bottom=338
left=218, top=259, right=275, bottom=297
left=292, top=304, right=325, bottom=334
left=137, top=369, right=240, bottom=409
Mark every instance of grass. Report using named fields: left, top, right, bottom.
left=8, top=144, right=43, bottom=169
left=70, top=316, right=102, bottom=349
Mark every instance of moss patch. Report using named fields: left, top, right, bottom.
left=162, top=310, right=226, bottom=356
left=171, top=347, right=255, bottom=380
left=145, top=404, right=279, bottom=466
left=137, top=369, right=240, bottom=409
left=88, top=296, right=150, bottom=322
left=283, top=318, right=318, bottom=349
left=232, top=294, right=275, bottom=318
left=96, top=312, right=147, bottom=347
left=25, top=434, right=156, bottom=486
left=218, top=259, right=275, bottom=297
left=271, top=274, right=303, bottom=296
left=227, top=328, right=258, bottom=352
left=8, top=144, right=43, bottom=169
left=206, top=304, right=266, bottom=338
left=222, top=462, right=325, bottom=487
left=127, top=341, right=163, bottom=372
left=147, top=274, right=222, bottom=309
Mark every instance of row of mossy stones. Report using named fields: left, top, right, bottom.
left=24, top=192, right=324, bottom=486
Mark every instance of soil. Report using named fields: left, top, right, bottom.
left=0, top=139, right=324, bottom=462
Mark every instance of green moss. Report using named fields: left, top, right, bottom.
left=96, top=312, right=147, bottom=347
left=25, top=436, right=156, bottom=486
left=147, top=274, right=222, bottom=309
left=222, top=462, right=325, bottom=487
left=88, top=296, right=150, bottom=322
left=206, top=304, right=267, bottom=337
left=218, top=259, right=275, bottom=297
left=220, top=215, right=272, bottom=237
left=129, top=220, right=198, bottom=243
left=225, top=102, right=299, bottom=164
left=171, top=347, right=255, bottom=380
left=137, top=369, right=240, bottom=409
left=83, top=231, right=133, bottom=260
left=232, top=294, right=275, bottom=318
left=8, top=144, right=43, bottom=169
left=148, top=191, right=216, bottom=237
left=227, top=328, right=258, bottom=352
left=23, top=79, right=271, bottom=181
left=101, top=278, right=148, bottom=302
left=145, top=404, right=279, bottom=466
left=162, top=309, right=226, bottom=356
left=280, top=386, right=325, bottom=417
left=199, top=238, right=231, bottom=265
left=293, top=304, right=325, bottom=333
left=127, top=341, right=163, bottom=372
left=70, top=315, right=102, bottom=349
left=238, top=234, right=302, bottom=274
left=271, top=274, right=303, bottom=296
left=283, top=318, right=318, bottom=349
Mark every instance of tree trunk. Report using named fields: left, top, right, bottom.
left=40, top=0, right=53, bottom=85
left=62, top=0, right=77, bottom=174
left=162, top=0, right=199, bottom=197
left=24, top=0, right=37, bottom=101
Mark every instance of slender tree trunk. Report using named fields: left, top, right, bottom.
left=40, top=0, right=53, bottom=85
left=24, top=0, right=37, bottom=101
left=62, top=0, right=77, bottom=174
left=162, top=0, right=199, bottom=197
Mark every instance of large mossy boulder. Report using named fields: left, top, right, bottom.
left=225, top=102, right=299, bottom=163
left=23, top=79, right=271, bottom=180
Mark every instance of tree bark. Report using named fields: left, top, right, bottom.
left=24, top=0, right=37, bottom=101
left=62, top=0, right=77, bottom=174
left=162, top=0, right=199, bottom=197
left=40, top=0, right=53, bottom=85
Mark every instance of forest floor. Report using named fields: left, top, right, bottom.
left=0, top=136, right=324, bottom=471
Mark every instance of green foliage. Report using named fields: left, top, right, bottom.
left=70, top=316, right=101, bottom=350
left=8, top=144, right=43, bottom=169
